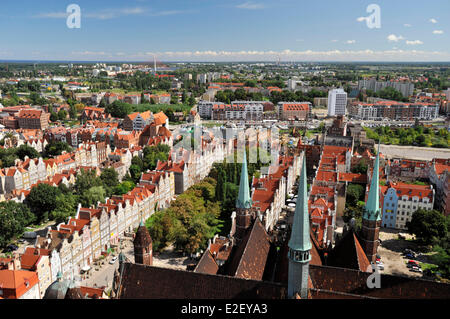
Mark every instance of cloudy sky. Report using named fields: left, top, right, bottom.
left=0, top=0, right=449, bottom=62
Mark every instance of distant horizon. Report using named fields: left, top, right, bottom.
left=1, top=59, right=450, bottom=64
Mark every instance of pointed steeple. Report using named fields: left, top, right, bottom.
left=364, top=143, right=381, bottom=221
left=288, top=155, right=312, bottom=253
left=236, top=148, right=252, bottom=209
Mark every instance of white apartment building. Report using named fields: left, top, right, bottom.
left=328, top=88, right=347, bottom=116
left=198, top=101, right=216, bottom=119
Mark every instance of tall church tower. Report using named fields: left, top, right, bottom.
left=288, top=155, right=312, bottom=299
left=234, top=148, right=253, bottom=243
left=134, top=221, right=153, bottom=266
left=361, top=144, right=382, bottom=263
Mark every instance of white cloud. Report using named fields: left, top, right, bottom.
left=356, top=17, right=367, bottom=22
left=84, top=7, right=146, bottom=20
left=28, top=49, right=449, bottom=62
left=433, top=30, right=444, bottom=34
left=404, top=24, right=412, bottom=27
left=150, top=10, right=192, bottom=16
left=34, top=12, right=68, bottom=18
left=406, top=40, right=424, bottom=45
left=35, top=7, right=147, bottom=20
left=346, top=40, right=356, bottom=44
left=430, top=18, right=438, bottom=23
left=236, top=2, right=266, bottom=10
left=331, top=39, right=339, bottom=42
left=387, top=34, right=404, bottom=42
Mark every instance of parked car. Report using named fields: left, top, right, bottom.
left=410, top=266, right=423, bottom=273
left=5, top=244, right=18, bottom=252
left=405, top=253, right=416, bottom=259
left=376, top=261, right=384, bottom=270
left=109, top=256, right=118, bottom=264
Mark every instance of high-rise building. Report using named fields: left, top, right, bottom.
left=328, top=89, right=347, bottom=116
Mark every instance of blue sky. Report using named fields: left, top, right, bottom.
left=0, top=0, right=449, bottom=61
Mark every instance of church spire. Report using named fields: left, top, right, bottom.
left=288, top=154, right=311, bottom=299
left=236, top=148, right=252, bottom=209
left=364, top=143, right=381, bottom=221
left=289, top=155, right=312, bottom=252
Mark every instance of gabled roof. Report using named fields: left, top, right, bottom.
left=194, top=250, right=219, bottom=275
left=232, top=218, right=271, bottom=280
left=117, top=262, right=287, bottom=299
left=328, top=231, right=371, bottom=272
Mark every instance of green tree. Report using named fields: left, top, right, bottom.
left=0, top=202, right=35, bottom=247
left=44, top=141, right=72, bottom=157
left=79, top=186, right=106, bottom=208
left=15, top=144, right=40, bottom=160
left=129, top=164, right=142, bottom=184
left=50, top=193, right=77, bottom=224
left=346, top=184, right=365, bottom=206
left=114, top=181, right=136, bottom=195
left=100, top=168, right=120, bottom=189
left=50, top=112, right=58, bottom=122
left=25, top=184, right=62, bottom=222
left=58, top=109, right=68, bottom=121
left=73, top=169, right=103, bottom=195
left=406, top=209, right=447, bottom=245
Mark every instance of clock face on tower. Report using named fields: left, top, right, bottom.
left=289, top=248, right=310, bottom=262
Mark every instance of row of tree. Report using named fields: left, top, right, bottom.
left=0, top=144, right=40, bottom=168
left=365, top=126, right=450, bottom=148
left=145, top=177, right=223, bottom=254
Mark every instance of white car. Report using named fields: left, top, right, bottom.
left=109, top=256, right=118, bottom=264
left=376, top=261, right=384, bottom=270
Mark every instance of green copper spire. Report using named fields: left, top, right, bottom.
left=364, top=143, right=381, bottom=221
left=288, top=155, right=312, bottom=253
left=236, top=148, right=252, bottom=209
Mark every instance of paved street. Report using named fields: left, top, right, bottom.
left=377, top=229, right=437, bottom=279
left=380, top=144, right=450, bottom=161
left=80, top=238, right=193, bottom=291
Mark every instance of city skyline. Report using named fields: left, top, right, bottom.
left=0, top=0, right=449, bottom=62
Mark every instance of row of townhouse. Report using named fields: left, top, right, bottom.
left=23, top=138, right=48, bottom=153
left=33, top=183, right=160, bottom=282
left=251, top=173, right=287, bottom=233
left=1, top=157, right=47, bottom=194
left=429, top=158, right=450, bottom=216
left=0, top=142, right=107, bottom=194
left=380, top=181, right=435, bottom=229
left=139, top=170, right=175, bottom=209
left=308, top=145, right=352, bottom=247
left=385, top=157, right=449, bottom=215
left=155, top=138, right=225, bottom=194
